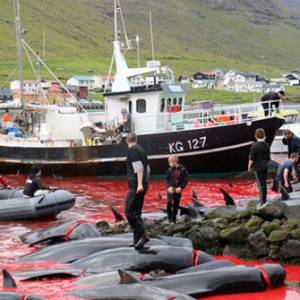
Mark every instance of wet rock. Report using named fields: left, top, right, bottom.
left=220, top=225, right=246, bottom=243
left=269, top=243, right=280, bottom=260
left=248, top=230, right=268, bottom=257
left=192, top=226, right=221, bottom=253
left=211, top=218, right=228, bottom=230
left=166, top=223, right=191, bottom=235
left=96, top=221, right=111, bottom=233
left=291, top=229, right=300, bottom=241
left=223, top=244, right=253, bottom=258
left=281, top=219, right=298, bottom=231
left=268, top=230, right=289, bottom=243
left=257, top=203, right=283, bottom=220
left=204, top=207, right=238, bottom=221
left=239, top=205, right=257, bottom=219
left=284, top=203, right=300, bottom=219
left=245, top=216, right=264, bottom=233
left=261, top=219, right=281, bottom=236
left=280, top=240, right=300, bottom=259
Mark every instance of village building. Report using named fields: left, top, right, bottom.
left=67, top=75, right=95, bottom=90
left=192, top=71, right=216, bottom=89
left=222, top=72, right=266, bottom=93
left=178, top=75, right=190, bottom=84
left=92, top=75, right=115, bottom=90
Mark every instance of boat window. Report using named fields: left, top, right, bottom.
left=129, top=101, right=132, bottom=114
left=136, top=99, right=146, bottom=113
left=160, top=98, right=165, bottom=112
left=172, top=98, right=177, bottom=105
left=167, top=98, right=171, bottom=111
left=178, top=97, right=183, bottom=110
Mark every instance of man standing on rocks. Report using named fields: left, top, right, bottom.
left=248, top=128, right=270, bottom=207
left=125, top=132, right=150, bottom=249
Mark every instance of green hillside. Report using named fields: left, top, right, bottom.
left=1, top=0, right=300, bottom=84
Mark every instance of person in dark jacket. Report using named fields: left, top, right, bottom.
left=166, top=155, right=188, bottom=223
left=282, top=130, right=300, bottom=157
left=274, top=153, right=299, bottom=199
left=23, top=165, right=49, bottom=197
left=125, top=132, right=150, bottom=249
left=248, top=128, right=270, bottom=206
left=261, top=90, right=285, bottom=117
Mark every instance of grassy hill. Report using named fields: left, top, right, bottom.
left=1, top=0, right=300, bottom=85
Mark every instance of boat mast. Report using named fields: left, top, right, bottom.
left=14, top=0, right=24, bottom=108
left=136, top=34, right=141, bottom=68
left=149, top=11, right=155, bottom=61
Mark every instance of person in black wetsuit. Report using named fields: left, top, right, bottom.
left=23, top=165, right=49, bottom=197
left=166, top=155, right=188, bottom=223
left=248, top=128, right=270, bottom=206
left=261, top=90, right=285, bottom=117
left=125, top=132, right=150, bottom=249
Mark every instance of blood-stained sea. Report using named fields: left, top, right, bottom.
left=0, top=175, right=299, bottom=300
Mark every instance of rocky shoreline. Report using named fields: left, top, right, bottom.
left=97, top=200, right=300, bottom=264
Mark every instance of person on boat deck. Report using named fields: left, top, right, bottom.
left=23, top=165, right=50, bottom=198
left=274, top=153, right=299, bottom=199
left=119, top=108, right=132, bottom=133
left=2, top=109, right=13, bottom=129
left=166, top=155, right=188, bottom=223
left=261, top=90, right=285, bottom=117
left=125, top=132, right=150, bottom=249
left=282, top=130, right=300, bottom=157
left=248, top=128, right=270, bottom=206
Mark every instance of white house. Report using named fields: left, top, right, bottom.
left=263, top=84, right=285, bottom=94
left=282, top=73, right=300, bottom=86
left=223, top=72, right=266, bottom=93
left=178, top=75, right=190, bottom=84
left=92, top=75, right=115, bottom=90
left=10, top=80, right=40, bottom=94
left=67, top=75, right=95, bottom=90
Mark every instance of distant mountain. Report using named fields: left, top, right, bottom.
left=1, top=0, right=300, bottom=80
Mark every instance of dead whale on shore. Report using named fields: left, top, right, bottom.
left=75, top=270, right=153, bottom=287
left=20, top=220, right=101, bottom=246
left=19, top=237, right=168, bottom=263
left=1, top=269, right=43, bottom=300
left=118, top=263, right=285, bottom=297
left=72, top=283, right=195, bottom=300
left=16, top=246, right=213, bottom=280
left=74, top=259, right=232, bottom=288
left=73, top=263, right=285, bottom=299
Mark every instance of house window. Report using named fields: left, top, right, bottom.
left=136, top=99, right=146, bottom=113
left=172, top=98, right=177, bottom=105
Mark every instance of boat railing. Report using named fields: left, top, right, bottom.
left=133, top=100, right=288, bottom=133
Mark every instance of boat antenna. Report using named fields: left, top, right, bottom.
left=149, top=11, right=155, bottom=60
left=136, top=34, right=141, bottom=68
left=43, top=31, right=46, bottom=59
left=14, top=0, right=24, bottom=109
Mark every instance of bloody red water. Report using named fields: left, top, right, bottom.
left=0, top=175, right=299, bottom=300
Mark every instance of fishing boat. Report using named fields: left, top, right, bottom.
left=0, top=0, right=284, bottom=176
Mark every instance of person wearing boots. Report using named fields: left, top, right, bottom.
left=166, top=155, right=188, bottom=223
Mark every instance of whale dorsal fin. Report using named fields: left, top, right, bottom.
left=110, top=206, right=125, bottom=222
left=3, top=269, right=17, bottom=288
left=219, top=188, right=236, bottom=206
left=118, top=270, right=140, bottom=284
